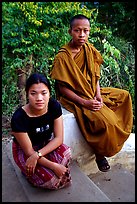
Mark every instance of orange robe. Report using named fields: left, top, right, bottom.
left=50, top=42, right=133, bottom=157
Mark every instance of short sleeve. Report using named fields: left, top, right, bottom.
left=49, top=98, right=62, bottom=119
left=11, top=107, right=28, bottom=132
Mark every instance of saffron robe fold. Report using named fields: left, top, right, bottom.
left=50, top=42, right=133, bottom=157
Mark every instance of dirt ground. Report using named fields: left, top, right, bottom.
left=2, top=115, right=13, bottom=143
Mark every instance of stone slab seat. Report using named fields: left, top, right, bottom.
left=62, top=107, right=98, bottom=174
left=62, top=107, right=95, bottom=159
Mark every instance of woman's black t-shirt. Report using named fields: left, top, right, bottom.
left=11, top=98, right=62, bottom=146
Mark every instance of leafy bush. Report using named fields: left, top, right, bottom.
left=2, top=2, right=135, bottom=131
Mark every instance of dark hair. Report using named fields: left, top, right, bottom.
left=70, top=14, right=90, bottom=29
left=25, top=73, right=51, bottom=95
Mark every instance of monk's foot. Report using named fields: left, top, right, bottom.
left=95, top=157, right=110, bottom=172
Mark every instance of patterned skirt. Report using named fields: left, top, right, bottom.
left=12, top=141, right=72, bottom=190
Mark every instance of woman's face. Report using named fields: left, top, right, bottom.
left=28, top=83, right=50, bottom=111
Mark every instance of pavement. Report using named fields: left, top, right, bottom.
left=2, top=138, right=135, bottom=202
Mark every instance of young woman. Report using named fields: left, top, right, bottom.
left=11, top=73, right=72, bottom=190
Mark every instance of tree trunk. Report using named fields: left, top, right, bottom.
left=17, top=68, right=27, bottom=106
left=17, top=55, right=33, bottom=106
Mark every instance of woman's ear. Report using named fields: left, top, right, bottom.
left=68, top=28, right=72, bottom=36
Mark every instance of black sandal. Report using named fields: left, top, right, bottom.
left=96, top=157, right=110, bottom=172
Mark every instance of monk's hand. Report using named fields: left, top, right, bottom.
left=84, top=98, right=103, bottom=111
left=94, top=96, right=103, bottom=104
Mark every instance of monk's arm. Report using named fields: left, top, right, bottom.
left=95, top=80, right=103, bottom=103
left=58, top=84, right=102, bottom=111
left=58, top=84, right=86, bottom=106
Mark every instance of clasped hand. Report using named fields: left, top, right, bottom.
left=25, top=153, right=68, bottom=179
left=52, top=162, right=68, bottom=179
left=85, top=97, right=103, bottom=111
left=25, top=152, right=38, bottom=176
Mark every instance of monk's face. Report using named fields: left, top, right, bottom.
left=69, top=19, right=90, bottom=46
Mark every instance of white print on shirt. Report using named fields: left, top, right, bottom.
left=35, top=124, right=50, bottom=133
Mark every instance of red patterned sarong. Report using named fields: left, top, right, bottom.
left=12, top=141, right=72, bottom=190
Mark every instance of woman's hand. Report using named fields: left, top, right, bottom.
left=25, top=152, right=39, bottom=176
left=51, top=162, right=68, bottom=178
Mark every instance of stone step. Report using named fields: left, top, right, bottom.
left=89, top=163, right=135, bottom=202
left=2, top=107, right=135, bottom=202
left=3, top=141, right=111, bottom=202
left=2, top=142, right=29, bottom=202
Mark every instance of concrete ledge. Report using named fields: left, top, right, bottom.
left=62, top=107, right=135, bottom=175
left=62, top=108, right=94, bottom=160
left=107, top=133, right=135, bottom=174
left=62, top=107, right=98, bottom=175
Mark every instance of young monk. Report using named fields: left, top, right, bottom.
left=11, top=73, right=72, bottom=189
left=50, top=14, right=133, bottom=172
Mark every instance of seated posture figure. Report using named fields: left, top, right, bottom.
left=50, top=14, right=133, bottom=172
left=11, top=73, right=72, bottom=189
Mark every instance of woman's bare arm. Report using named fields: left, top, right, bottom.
left=35, top=115, right=67, bottom=178
left=12, top=116, right=67, bottom=177
left=38, top=115, right=63, bottom=156
left=12, top=132, right=36, bottom=156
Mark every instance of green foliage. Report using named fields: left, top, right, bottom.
left=2, top=2, right=95, bottom=114
left=2, top=75, right=19, bottom=116
left=85, top=2, right=135, bottom=46
left=2, top=2, right=135, bottom=131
